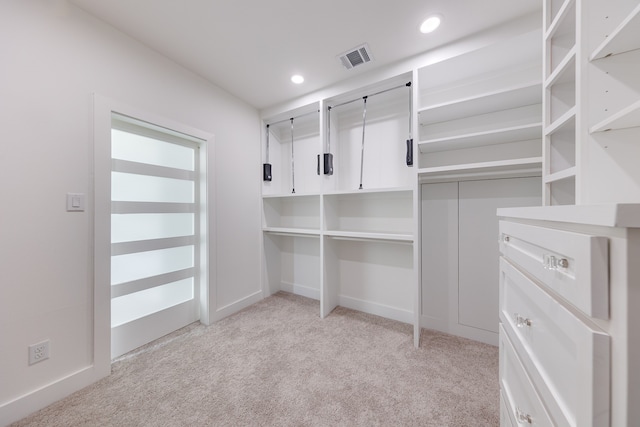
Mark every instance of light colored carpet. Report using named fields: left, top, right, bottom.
left=12, top=292, right=499, bottom=426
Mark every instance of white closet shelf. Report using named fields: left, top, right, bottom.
left=418, top=123, right=542, bottom=153
left=323, top=187, right=413, bottom=196
left=545, top=0, right=575, bottom=39
left=544, top=166, right=576, bottom=183
left=545, top=47, right=576, bottom=88
left=324, top=230, right=413, bottom=243
left=418, top=82, right=542, bottom=126
left=262, top=193, right=320, bottom=199
left=546, top=106, right=576, bottom=135
left=263, top=227, right=320, bottom=237
left=590, top=99, right=640, bottom=133
left=418, top=157, right=542, bottom=179
left=590, top=3, right=640, bottom=61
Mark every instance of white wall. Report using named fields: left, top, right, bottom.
left=0, top=1, right=261, bottom=424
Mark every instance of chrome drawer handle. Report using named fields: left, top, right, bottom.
left=515, top=313, right=532, bottom=328
left=543, top=254, right=569, bottom=270
left=516, top=407, right=532, bottom=424
left=503, top=235, right=510, bottom=243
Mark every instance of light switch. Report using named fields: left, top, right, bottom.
left=66, top=193, right=85, bottom=212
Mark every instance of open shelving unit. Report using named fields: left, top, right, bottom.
left=261, top=75, right=420, bottom=345
left=557, top=0, right=640, bottom=204
left=262, top=193, right=321, bottom=236
left=542, top=0, right=640, bottom=205
left=415, top=28, right=544, bottom=346
left=543, top=0, right=577, bottom=205
left=417, top=29, right=543, bottom=183
left=261, top=104, right=323, bottom=302
left=323, top=188, right=414, bottom=243
left=587, top=1, right=640, bottom=135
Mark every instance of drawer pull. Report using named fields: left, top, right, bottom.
left=503, top=235, right=510, bottom=243
left=543, top=254, right=569, bottom=270
left=515, top=313, right=532, bottom=328
left=515, top=407, right=533, bottom=424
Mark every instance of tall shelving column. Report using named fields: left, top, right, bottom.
left=581, top=0, right=640, bottom=204
left=321, top=73, right=420, bottom=345
left=543, top=0, right=577, bottom=205
left=261, top=104, right=323, bottom=308
left=544, top=0, right=640, bottom=205
left=416, top=28, right=543, bottom=346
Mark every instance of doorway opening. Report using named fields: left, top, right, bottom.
left=93, top=95, right=214, bottom=368
left=109, top=114, right=204, bottom=358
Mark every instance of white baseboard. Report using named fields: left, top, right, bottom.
left=280, top=282, right=320, bottom=301
left=212, top=290, right=263, bottom=322
left=420, top=315, right=498, bottom=346
left=0, top=366, right=103, bottom=427
left=338, top=295, right=413, bottom=324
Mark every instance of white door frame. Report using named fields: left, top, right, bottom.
left=92, top=94, right=215, bottom=377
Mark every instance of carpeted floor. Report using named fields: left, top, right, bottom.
left=12, top=292, right=499, bottom=426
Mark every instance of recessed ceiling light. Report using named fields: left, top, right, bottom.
left=420, top=15, right=442, bottom=34
left=291, top=75, right=304, bottom=84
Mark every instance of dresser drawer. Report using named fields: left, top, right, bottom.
left=499, top=220, right=608, bottom=318
left=499, top=326, right=554, bottom=427
left=500, top=257, right=610, bottom=427
left=501, top=389, right=517, bottom=427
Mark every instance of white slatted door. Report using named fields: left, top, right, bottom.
left=110, top=115, right=200, bottom=358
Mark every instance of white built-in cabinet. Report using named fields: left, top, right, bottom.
left=421, top=178, right=541, bottom=345
left=417, top=28, right=544, bottom=345
left=261, top=73, right=420, bottom=344
left=261, top=24, right=548, bottom=347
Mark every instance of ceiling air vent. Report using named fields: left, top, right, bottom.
left=338, top=43, right=373, bottom=70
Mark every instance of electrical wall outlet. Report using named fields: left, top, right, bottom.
left=28, top=340, right=50, bottom=365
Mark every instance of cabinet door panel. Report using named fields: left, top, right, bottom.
left=458, top=177, right=541, bottom=332
left=420, top=182, right=458, bottom=328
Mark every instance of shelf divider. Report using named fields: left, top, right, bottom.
left=546, top=106, right=576, bottom=135
left=544, top=166, right=576, bottom=184
left=545, top=46, right=576, bottom=88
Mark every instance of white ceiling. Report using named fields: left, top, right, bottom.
left=70, top=0, right=542, bottom=110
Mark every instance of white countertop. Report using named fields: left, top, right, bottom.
left=497, top=203, right=640, bottom=228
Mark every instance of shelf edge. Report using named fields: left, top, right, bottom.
left=544, top=46, right=576, bottom=89
left=544, top=166, right=576, bottom=183
left=589, top=99, right=640, bottom=133
left=589, top=3, right=640, bottom=61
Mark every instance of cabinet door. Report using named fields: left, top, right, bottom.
left=421, top=182, right=458, bottom=330
left=458, top=177, right=541, bottom=333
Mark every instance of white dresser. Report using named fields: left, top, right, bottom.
left=498, top=204, right=640, bottom=427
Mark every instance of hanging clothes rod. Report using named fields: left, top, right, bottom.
left=265, top=109, right=319, bottom=127
left=327, top=82, right=411, bottom=110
